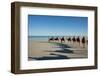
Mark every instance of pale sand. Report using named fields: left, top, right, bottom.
left=28, top=40, right=88, bottom=60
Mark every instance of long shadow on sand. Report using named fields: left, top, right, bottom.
left=29, top=42, right=73, bottom=60
left=29, top=53, right=69, bottom=60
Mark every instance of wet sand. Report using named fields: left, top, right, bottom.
left=28, top=40, right=88, bottom=60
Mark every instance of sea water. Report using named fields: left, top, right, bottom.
left=28, top=36, right=50, bottom=41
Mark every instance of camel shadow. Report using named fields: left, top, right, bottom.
left=28, top=42, right=73, bottom=60
left=29, top=54, right=69, bottom=60
left=53, top=49, right=73, bottom=53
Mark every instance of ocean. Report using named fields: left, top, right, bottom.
left=28, top=36, right=50, bottom=41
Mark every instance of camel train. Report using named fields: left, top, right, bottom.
left=48, top=36, right=87, bottom=48
left=49, top=37, right=65, bottom=43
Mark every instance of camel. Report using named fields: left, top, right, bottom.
left=76, top=36, right=80, bottom=46
left=82, top=36, right=85, bottom=48
left=67, top=37, right=71, bottom=43
left=48, top=37, right=54, bottom=42
left=49, top=37, right=59, bottom=42
left=86, top=40, right=88, bottom=44
left=54, top=37, right=59, bottom=42
left=72, top=36, right=76, bottom=44
left=60, top=37, right=65, bottom=43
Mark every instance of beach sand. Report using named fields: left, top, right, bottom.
left=28, top=40, right=88, bottom=60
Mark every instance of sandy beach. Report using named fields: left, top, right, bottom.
left=28, top=39, right=88, bottom=60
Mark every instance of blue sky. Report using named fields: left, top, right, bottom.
left=28, top=15, right=88, bottom=36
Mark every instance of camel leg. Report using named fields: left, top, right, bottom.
left=79, top=42, right=80, bottom=46
left=61, top=40, right=62, bottom=43
left=83, top=43, right=85, bottom=48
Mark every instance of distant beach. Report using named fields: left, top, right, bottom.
left=28, top=36, right=88, bottom=61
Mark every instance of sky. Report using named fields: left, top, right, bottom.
left=28, top=15, right=88, bottom=36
